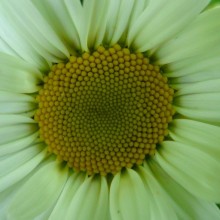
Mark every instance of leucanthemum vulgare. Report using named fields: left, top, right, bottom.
left=0, top=0, right=220, bottom=219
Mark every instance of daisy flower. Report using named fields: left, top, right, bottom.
left=1, top=0, right=220, bottom=219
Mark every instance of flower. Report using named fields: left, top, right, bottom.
left=0, top=0, right=220, bottom=219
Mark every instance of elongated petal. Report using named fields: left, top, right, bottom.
left=160, top=7, right=220, bottom=88
left=0, top=53, right=42, bottom=93
left=110, top=169, right=150, bottom=220
left=0, top=143, right=44, bottom=176
left=0, top=147, right=46, bottom=193
left=0, top=37, right=17, bottom=57
left=0, top=114, right=35, bottom=127
left=48, top=172, right=86, bottom=220
left=0, top=123, right=38, bottom=145
left=66, top=175, right=109, bottom=220
left=7, top=160, right=69, bottom=220
left=32, top=0, right=81, bottom=54
left=174, top=78, right=220, bottom=96
left=147, top=160, right=220, bottom=220
left=77, top=0, right=110, bottom=50
left=169, top=119, right=220, bottom=160
left=0, top=91, right=37, bottom=115
left=174, top=93, right=220, bottom=122
left=0, top=0, right=69, bottom=70
left=136, top=165, right=178, bottom=220
left=158, top=7, right=220, bottom=65
left=104, top=0, right=135, bottom=46
left=155, top=141, right=220, bottom=202
left=128, top=0, right=209, bottom=52
left=0, top=132, right=39, bottom=156
left=0, top=4, right=49, bottom=70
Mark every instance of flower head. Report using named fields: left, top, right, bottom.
left=0, top=0, right=220, bottom=219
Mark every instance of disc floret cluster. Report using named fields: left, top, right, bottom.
left=35, top=44, right=174, bottom=176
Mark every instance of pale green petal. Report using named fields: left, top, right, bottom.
left=48, top=172, right=86, bottom=220
left=0, top=91, right=35, bottom=103
left=174, top=79, right=220, bottom=96
left=110, top=168, right=150, bottom=220
left=170, top=70, right=220, bottom=86
left=0, top=100, right=37, bottom=115
left=0, top=132, right=39, bottom=156
left=0, top=53, right=42, bottom=93
left=3, top=0, right=69, bottom=61
left=0, top=114, right=36, bottom=127
left=136, top=165, right=178, bottom=220
left=0, top=52, right=42, bottom=78
left=66, top=175, right=109, bottom=220
left=7, top=160, right=68, bottom=220
left=0, top=123, right=38, bottom=145
left=169, top=119, right=220, bottom=160
left=157, top=7, right=220, bottom=65
left=0, top=175, right=29, bottom=220
left=104, top=0, right=135, bottom=46
left=32, top=0, right=81, bottom=54
left=0, top=37, right=17, bottom=57
left=161, top=7, right=220, bottom=87
left=155, top=141, right=220, bottom=202
left=175, top=107, right=220, bottom=123
left=0, top=143, right=44, bottom=176
left=0, top=91, right=37, bottom=115
left=64, top=0, right=84, bottom=49
left=0, top=3, right=49, bottom=71
left=127, top=0, right=210, bottom=52
left=174, top=93, right=220, bottom=110
left=128, top=0, right=148, bottom=27
left=0, top=147, right=46, bottom=193
left=75, top=0, right=109, bottom=50
left=147, top=160, right=220, bottom=220
left=174, top=93, right=220, bottom=122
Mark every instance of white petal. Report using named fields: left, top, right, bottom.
left=0, top=91, right=37, bottom=115
left=0, top=143, right=44, bottom=176
left=174, top=93, right=220, bottom=122
left=0, top=132, right=39, bottom=156
left=157, top=7, right=220, bottom=65
left=64, top=0, right=84, bottom=50
left=128, top=0, right=210, bottom=52
left=175, top=107, right=220, bottom=123
left=147, top=160, right=220, bottom=220
left=104, top=0, right=135, bottom=46
left=110, top=169, right=150, bottom=220
left=0, top=114, right=35, bottom=127
left=32, top=0, right=81, bottom=54
left=0, top=147, right=46, bottom=193
left=155, top=141, right=220, bottom=202
left=136, top=165, right=178, bottom=220
left=0, top=174, right=29, bottom=220
left=0, top=123, right=38, bottom=145
left=0, top=53, right=42, bottom=93
left=128, top=0, right=148, bottom=28
left=0, top=37, right=17, bottom=57
left=10, top=0, right=68, bottom=58
left=174, top=78, right=220, bottom=96
left=169, top=70, right=220, bottom=86
left=174, top=93, right=220, bottom=110
left=66, top=175, right=109, bottom=220
left=48, top=172, right=86, bottom=220
left=74, top=0, right=109, bottom=50
left=169, top=119, right=220, bottom=160
left=0, top=4, right=49, bottom=71
left=7, top=160, right=68, bottom=220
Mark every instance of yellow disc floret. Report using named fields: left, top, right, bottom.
left=35, top=44, right=174, bottom=176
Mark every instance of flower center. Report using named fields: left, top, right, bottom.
left=35, top=44, right=174, bottom=176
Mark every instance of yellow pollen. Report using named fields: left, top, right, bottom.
left=35, top=44, right=174, bottom=176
